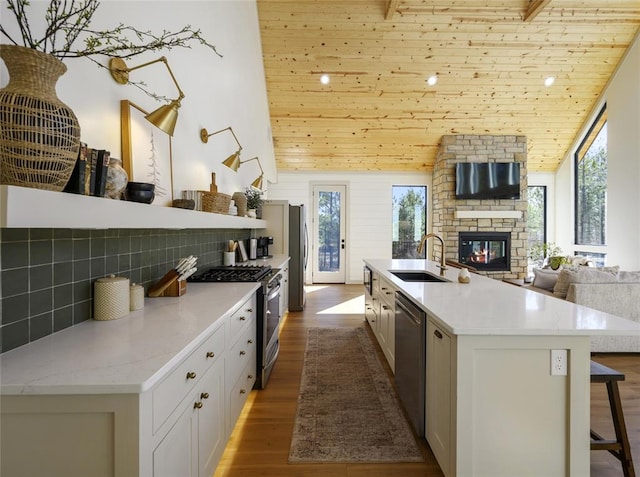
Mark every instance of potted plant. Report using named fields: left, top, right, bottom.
left=0, top=0, right=220, bottom=191
left=528, top=242, right=565, bottom=269
left=244, top=187, right=263, bottom=218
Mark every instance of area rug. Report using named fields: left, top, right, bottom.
left=288, top=327, right=424, bottom=463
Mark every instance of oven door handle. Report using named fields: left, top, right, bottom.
left=263, top=340, right=280, bottom=370
left=267, top=282, right=281, bottom=301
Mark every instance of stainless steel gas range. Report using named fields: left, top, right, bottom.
left=188, top=265, right=282, bottom=389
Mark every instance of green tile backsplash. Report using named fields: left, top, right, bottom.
left=0, top=228, right=250, bottom=353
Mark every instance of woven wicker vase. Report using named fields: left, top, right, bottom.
left=0, top=45, right=80, bottom=191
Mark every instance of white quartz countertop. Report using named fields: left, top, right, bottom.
left=365, top=259, right=640, bottom=337
left=0, top=282, right=260, bottom=396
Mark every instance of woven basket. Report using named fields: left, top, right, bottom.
left=202, top=192, right=231, bottom=214
left=0, top=45, right=80, bottom=191
left=232, top=192, right=248, bottom=217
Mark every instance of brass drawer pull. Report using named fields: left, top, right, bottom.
left=239, top=316, right=246, bottom=321
left=248, top=374, right=254, bottom=379
left=186, top=371, right=197, bottom=380
left=240, top=350, right=246, bottom=356
left=201, top=392, right=209, bottom=400
left=248, top=339, right=253, bottom=344
left=240, top=389, right=246, bottom=395
left=206, top=351, right=215, bottom=358
left=194, top=401, right=203, bottom=409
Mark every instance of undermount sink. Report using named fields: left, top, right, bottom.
left=389, top=271, right=450, bottom=283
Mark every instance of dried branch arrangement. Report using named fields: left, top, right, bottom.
left=0, top=0, right=222, bottom=60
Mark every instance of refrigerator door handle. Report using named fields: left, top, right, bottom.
left=304, top=223, right=309, bottom=269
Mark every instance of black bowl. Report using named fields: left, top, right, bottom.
left=125, top=182, right=155, bottom=204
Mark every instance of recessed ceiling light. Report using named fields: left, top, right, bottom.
left=426, top=75, right=438, bottom=86
left=544, top=76, right=555, bottom=87
left=320, top=74, right=330, bottom=85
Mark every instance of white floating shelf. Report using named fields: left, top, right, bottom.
left=0, top=185, right=266, bottom=229
left=454, top=210, right=523, bottom=219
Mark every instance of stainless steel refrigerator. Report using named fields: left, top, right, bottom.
left=288, top=204, right=307, bottom=311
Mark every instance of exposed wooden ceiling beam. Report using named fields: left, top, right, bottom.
left=524, top=0, right=552, bottom=22
left=385, top=0, right=400, bottom=20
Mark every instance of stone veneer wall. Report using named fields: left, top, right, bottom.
left=432, top=135, right=528, bottom=280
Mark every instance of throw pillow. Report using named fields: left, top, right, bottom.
left=532, top=267, right=561, bottom=291
left=553, top=266, right=620, bottom=299
left=567, top=255, right=594, bottom=267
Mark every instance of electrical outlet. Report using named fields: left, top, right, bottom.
left=551, top=349, right=567, bottom=376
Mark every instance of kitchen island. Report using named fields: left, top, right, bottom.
left=364, top=258, right=640, bottom=477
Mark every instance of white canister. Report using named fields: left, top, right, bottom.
left=94, top=275, right=130, bottom=321
left=223, top=251, right=236, bottom=266
left=130, top=283, right=145, bottom=311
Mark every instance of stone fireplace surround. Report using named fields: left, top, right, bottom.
left=432, top=135, right=528, bottom=280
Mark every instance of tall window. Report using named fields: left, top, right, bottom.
left=392, top=186, right=427, bottom=259
left=527, top=185, right=547, bottom=251
left=575, top=106, right=607, bottom=246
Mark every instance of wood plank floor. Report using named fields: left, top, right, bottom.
left=214, top=284, right=640, bottom=477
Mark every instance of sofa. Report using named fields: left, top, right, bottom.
left=528, top=266, right=640, bottom=352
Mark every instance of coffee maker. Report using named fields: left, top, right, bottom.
left=256, top=236, right=273, bottom=258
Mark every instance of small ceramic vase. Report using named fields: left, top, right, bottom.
left=458, top=267, right=471, bottom=284
left=105, top=157, right=128, bottom=199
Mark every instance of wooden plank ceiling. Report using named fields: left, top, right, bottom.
left=257, top=0, right=640, bottom=173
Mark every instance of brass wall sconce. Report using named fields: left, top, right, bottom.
left=227, top=155, right=264, bottom=190
left=200, top=126, right=243, bottom=169
left=109, top=56, right=185, bottom=136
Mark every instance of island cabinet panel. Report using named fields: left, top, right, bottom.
left=426, top=316, right=455, bottom=476
left=454, top=334, right=591, bottom=477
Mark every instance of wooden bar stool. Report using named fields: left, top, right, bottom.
left=590, top=360, right=636, bottom=477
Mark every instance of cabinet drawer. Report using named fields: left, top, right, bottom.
left=378, top=277, right=396, bottom=308
left=228, top=294, right=257, bottom=346
left=152, top=324, right=225, bottom=433
left=228, top=360, right=257, bottom=429
left=226, top=320, right=256, bottom=389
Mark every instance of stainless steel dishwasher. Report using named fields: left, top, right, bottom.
left=394, top=291, right=426, bottom=436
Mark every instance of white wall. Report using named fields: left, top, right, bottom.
left=0, top=0, right=276, bottom=198
left=528, top=172, right=556, bottom=245
left=554, top=34, right=640, bottom=269
left=268, top=171, right=431, bottom=284
left=607, top=36, right=640, bottom=269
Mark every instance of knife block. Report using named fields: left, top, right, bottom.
left=162, top=279, right=187, bottom=297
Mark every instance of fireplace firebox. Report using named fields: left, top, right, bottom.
left=459, top=232, right=511, bottom=272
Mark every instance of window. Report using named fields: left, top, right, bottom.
left=575, top=106, right=607, bottom=246
left=527, top=185, right=547, bottom=253
left=392, top=186, right=427, bottom=259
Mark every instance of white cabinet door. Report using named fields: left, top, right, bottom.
left=154, top=358, right=226, bottom=477
left=377, top=277, right=396, bottom=370
left=364, top=290, right=377, bottom=329
left=426, top=317, right=452, bottom=476
left=197, top=359, right=226, bottom=477
left=153, top=397, right=198, bottom=477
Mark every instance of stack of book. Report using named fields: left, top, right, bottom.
left=63, top=142, right=112, bottom=197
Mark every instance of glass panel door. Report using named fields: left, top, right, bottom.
left=312, top=184, right=346, bottom=283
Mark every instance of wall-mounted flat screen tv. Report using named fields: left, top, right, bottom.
left=455, top=162, right=521, bottom=200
